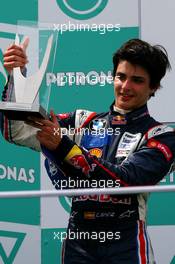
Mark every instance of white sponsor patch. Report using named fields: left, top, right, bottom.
left=116, top=132, right=142, bottom=158
left=48, top=161, right=58, bottom=176
left=76, top=110, right=92, bottom=127
left=147, top=125, right=174, bottom=139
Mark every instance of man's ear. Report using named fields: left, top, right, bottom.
left=150, top=86, right=159, bottom=97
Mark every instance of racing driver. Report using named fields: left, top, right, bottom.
left=1, top=38, right=175, bottom=264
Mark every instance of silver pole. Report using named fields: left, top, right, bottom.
left=0, top=185, right=175, bottom=199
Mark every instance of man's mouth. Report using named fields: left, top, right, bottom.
left=120, top=94, right=133, bottom=101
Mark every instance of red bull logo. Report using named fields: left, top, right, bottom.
left=70, top=154, right=91, bottom=176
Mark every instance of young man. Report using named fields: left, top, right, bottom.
left=1, top=39, right=175, bottom=263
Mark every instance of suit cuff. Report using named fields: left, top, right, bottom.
left=53, top=135, right=81, bottom=161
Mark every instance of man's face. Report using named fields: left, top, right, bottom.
left=114, top=60, right=155, bottom=110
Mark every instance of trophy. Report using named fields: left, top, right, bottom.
left=0, top=24, right=56, bottom=120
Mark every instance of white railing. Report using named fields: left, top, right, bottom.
left=0, top=185, right=175, bottom=198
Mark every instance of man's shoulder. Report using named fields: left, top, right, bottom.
left=74, top=109, right=108, bottom=128
left=148, top=115, right=175, bottom=137
left=56, top=109, right=108, bottom=129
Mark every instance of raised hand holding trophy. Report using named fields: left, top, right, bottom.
left=0, top=32, right=53, bottom=120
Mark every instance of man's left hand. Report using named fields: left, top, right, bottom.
left=26, top=110, right=61, bottom=150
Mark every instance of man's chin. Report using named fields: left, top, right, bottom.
left=115, top=101, right=133, bottom=111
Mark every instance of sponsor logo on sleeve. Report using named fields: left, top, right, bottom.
left=147, top=139, right=172, bottom=161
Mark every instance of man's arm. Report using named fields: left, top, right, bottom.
left=1, top=42, right=41, bottom=151
left=37, top=120, right=175, bottom=187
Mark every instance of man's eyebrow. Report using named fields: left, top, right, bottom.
left=115, top=72, right=125, bottom=76
left=132, top=75, right=146, bottom=80
left=116, top=72, right=145, bottom=78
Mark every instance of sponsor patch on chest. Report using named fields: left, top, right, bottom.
left=116, top=132, right=142, bottom=158
left=90, top=119, right=107, bottom=130
left=89, top=148, right=103, bottom=158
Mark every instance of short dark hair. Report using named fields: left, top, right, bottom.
left=113, top=39, right=171, bottom=95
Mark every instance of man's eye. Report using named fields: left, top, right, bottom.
left=115, top=74, right=125, bottom=81
left=133, top=78, right=144, bottom=83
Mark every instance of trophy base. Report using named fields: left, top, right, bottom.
left=0, top=102, right=48, bottom=120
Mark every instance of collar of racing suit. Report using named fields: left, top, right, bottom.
left=109, top=102, right=150, bottom=124
left=113, top=105, right=131, bottom=115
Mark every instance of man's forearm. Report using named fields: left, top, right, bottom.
left=1, top=74, right=41, bottom=151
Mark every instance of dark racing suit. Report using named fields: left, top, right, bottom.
left=42, top=105, right=175, bottom=264
left=1, top=81, right=175, bottom=263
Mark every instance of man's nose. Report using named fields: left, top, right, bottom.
left=121, top=79, right=130, bottom=90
